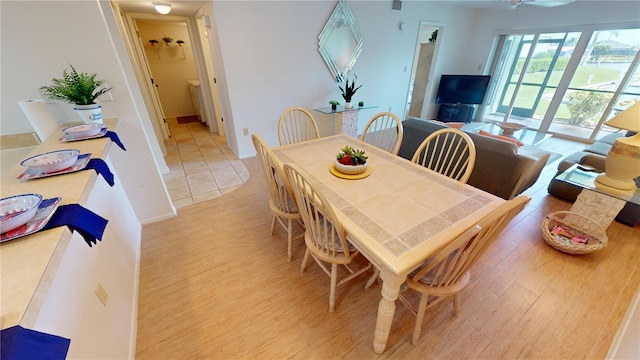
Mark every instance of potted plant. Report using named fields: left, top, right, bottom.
left=162, top=36, right=173, bottom=45
left=40, top=64, right=112, bottom=124
left=358, top=100, right=364, bottom=107
left=334, top=145, right=368, bottom=175
left=339, top=75, right=362, bottom=109
left=329, top=100, right=340, bottom=111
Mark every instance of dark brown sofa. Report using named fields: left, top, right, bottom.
left=398, top=118, right=551, bottom=200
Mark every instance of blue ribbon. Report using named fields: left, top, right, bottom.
left=0, top=326, right=70, bottom=360
left=41, top=204, right=108, bottom=247
left=104, top=131, right=126, bottom=151
left=85, top=158, right=114, bottom=186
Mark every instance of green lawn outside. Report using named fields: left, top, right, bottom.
left=502, top=64, right=623, bottom=119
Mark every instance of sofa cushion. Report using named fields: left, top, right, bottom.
left=477, top=129, right=524, bottom=147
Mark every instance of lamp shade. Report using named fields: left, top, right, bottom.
left=605, top=101, right=640, bottom=132
left=153, top=2, right=172, bottom=14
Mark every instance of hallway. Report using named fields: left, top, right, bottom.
left=162, top=118, right=249, bottom=208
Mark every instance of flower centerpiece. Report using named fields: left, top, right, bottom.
left=339, top=75, right=362, bottom=109
left=334, top=145, right=368, bottom=174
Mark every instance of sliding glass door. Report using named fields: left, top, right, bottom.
left=484, top=27, right=640, bottom=141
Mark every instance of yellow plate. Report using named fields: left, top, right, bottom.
left=329, top=164, right=372, bottom=180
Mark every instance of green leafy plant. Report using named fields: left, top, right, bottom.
left=40, top=64, right=112, bottom=105
left=566, top=91, right=611, bottom=126
left=336, top=145, right=367, bottom=165
left=339, top=75, right=362, bottom=103
left=329, top=100, right=340, bottom=106
left=358, top=100, right=364, bottom=107
left=428, top=29, right=438, bottom=43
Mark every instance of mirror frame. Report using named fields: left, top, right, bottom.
left=318, top=0, right=363, bottom=82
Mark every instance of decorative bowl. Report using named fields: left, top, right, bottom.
left=0, top=194, right=43, bottom=233
left=334, top=159, right=368, bottom=175
left=63, top=124, right=103, bottom=138
left=21, top=149, right=81, bottom=173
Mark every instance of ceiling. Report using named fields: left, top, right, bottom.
left=115, top=0, right=209, bottom=16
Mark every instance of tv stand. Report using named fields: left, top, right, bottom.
left=438, top=104, right=474, bottom=123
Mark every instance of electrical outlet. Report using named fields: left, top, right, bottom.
left=242, top=128, right=249, bottom=136
left=477, top=64, right=483, bottom=71
left=388, top=106, right=392, bottom=112
left=95, top=283, right=108, bottom=306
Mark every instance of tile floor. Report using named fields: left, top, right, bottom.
left=162, top=118, right=250, bottom=209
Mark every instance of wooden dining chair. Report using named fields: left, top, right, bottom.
left=283, top=163, right=375, bottom=313
left=399, top=195, right=530, bottom=345
left=277, top=107, right=319, bottom=146
left=411, top=128, right=476, bottom=183
left=252, top=134, right=304, bottom=262
left=359, top=112, right=404, bottom=155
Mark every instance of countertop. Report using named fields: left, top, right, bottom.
left=0, top=118, right=118, bottom=329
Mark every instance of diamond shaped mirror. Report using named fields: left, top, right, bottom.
left=318, top=0, right=363, bottom=82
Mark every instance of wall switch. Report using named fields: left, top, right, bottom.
left=477, top=64, right=483, bottom=71
left=388, top=106, right=392, bottom=112
left=95, top=283, right=108, bottom=306
left=242, top=128, right=249, bottom=136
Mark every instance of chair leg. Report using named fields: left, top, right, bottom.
left=364, top=267, right=380, bottom=289
left=270, top=214, right=277, bottom=235
left=329, top=263, right=338, bottom=313
left=300, top=248, right=310, bottom=273
left=411, top=294, right=429, bottom=345
left=453, top=293, right=461, bottom=316
left=287, top=219, right=293, bottom=262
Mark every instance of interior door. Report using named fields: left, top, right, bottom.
left=128, top=16, right=171, bottom=140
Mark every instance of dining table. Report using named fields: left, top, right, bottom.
left=272, top=134, right=506, bottom=354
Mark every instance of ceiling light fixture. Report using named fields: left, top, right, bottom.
left=153, top=2, right=172, bottom=15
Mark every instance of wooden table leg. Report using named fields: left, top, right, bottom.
left=373, top=269, right=405, bottom=354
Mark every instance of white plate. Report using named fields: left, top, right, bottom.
left=60, top=127, right=108, bottom=142
left=20, top=149, right=81, bottom=173
left=0, top=193, right=43, bottom=233
left=63, top=124, right=103, bottom=137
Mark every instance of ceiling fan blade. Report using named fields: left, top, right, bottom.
left=526, top=0, right=576, bottom=7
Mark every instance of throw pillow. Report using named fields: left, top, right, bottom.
left=478, top=129, right=524, bottom=147
left=429, top=120, right=465, bottom=129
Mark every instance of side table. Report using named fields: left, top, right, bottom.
left=544, top=164, right=636, bottom=253
left=314, top=105, right=377, bottom=137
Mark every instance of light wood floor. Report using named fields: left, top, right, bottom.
left=136, top=136, right=639, bottom=359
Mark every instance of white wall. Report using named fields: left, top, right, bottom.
left=0, top=1, right=175, bottom=223
left=210, top=0, right=477, bottom=158
left=138, top=19, right=199, bottom=118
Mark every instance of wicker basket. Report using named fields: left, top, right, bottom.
left=542, top=211, right=608, bottom=255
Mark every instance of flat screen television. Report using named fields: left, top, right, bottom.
left=435, top=75, right=491, bottom=105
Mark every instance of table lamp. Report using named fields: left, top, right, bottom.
left=595, top=100, right=640, bottom=190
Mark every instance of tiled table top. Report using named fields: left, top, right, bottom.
left=273, top=134, right=505, bottom=276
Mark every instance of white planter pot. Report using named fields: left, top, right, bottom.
left=74, top=104, right=103, bottom=125
left=345, top=102, right=352, bottom=109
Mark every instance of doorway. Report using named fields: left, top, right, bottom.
left=118, top=8, right=225, bottom=156
left=405, top=22, right=441, bottom=120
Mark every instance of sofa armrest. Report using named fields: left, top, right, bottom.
left=580, top=154, right=606, bottom=171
